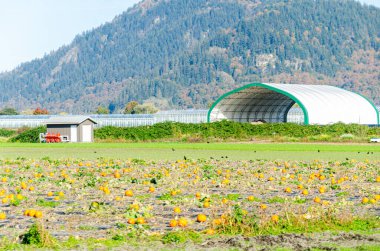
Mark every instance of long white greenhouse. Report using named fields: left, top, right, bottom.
left=208, top=83, right=379, bottom=125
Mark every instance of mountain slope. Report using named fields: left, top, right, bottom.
left=0, top=0, right=379, bottom=113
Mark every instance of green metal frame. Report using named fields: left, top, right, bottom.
left=207, top=83, right=310, bottom=125
left=336, top=87, right=379, bottom=125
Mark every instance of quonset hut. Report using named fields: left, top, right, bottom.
left=208, top=83, right=379, bottom=125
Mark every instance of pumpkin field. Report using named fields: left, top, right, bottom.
left=0, top=143, right=379, bottom=250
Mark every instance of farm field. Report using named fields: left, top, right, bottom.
left=0, top=152, right=379, bottom=250
left=1, top=142, right=380, bottom=161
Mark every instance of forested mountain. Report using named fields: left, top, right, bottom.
left=0, top=0, right=379, bottom=113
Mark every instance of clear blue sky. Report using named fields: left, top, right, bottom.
left=0, top=0, right=378, bottom=73
left=0, top=0, right=140, bottom=72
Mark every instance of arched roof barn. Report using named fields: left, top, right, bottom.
left=208, top=83, right=379, bottom=125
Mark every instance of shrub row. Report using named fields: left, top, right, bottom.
left=9, top=126, right=46, bottom=143
left=94, top=121, right=380, bottom=142
left=6, top=122, right=379, bottom=143
left=0, top=128, right=16, bottom=137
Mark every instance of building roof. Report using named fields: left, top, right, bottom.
left=45, top=116, right=97, bottom=125
left=208, top=83, right=379, bottom=125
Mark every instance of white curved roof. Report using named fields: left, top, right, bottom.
left=208, top=83, right=379, bottom=125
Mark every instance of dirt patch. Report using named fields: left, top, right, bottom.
left=198, top=232, right=380, bottom=251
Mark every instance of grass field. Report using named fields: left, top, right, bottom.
left=1, top=142, right=379, bottom=161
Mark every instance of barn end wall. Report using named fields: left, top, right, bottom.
left=78, top=119, right=95, bottom=142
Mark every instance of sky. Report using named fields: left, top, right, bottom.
left=0, top=0, right=140, bottom=73
left=0, top=0, right=378, bottom=73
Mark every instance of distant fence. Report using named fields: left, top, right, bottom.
left=0, top=110, right=209, bottom=129
left=0, top=107, right=378, bottom=128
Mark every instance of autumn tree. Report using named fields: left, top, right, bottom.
left=33, top=107, right=49, bottom=115
left=95, top=106, right=109, bottom=114
left=133, top=103, right=158, bottom=114
left=124, top=101, right=139, bottom=114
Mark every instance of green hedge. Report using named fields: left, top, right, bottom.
left=94, top=121, right=380, bottom=142
left=9, top=126, right=46, bottom=143
left=5, top=122, right=379, bottom=143
left=0, top=128, right=16, bottom=137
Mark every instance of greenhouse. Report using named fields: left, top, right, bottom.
left=208, top=83, right=379, bottom=125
